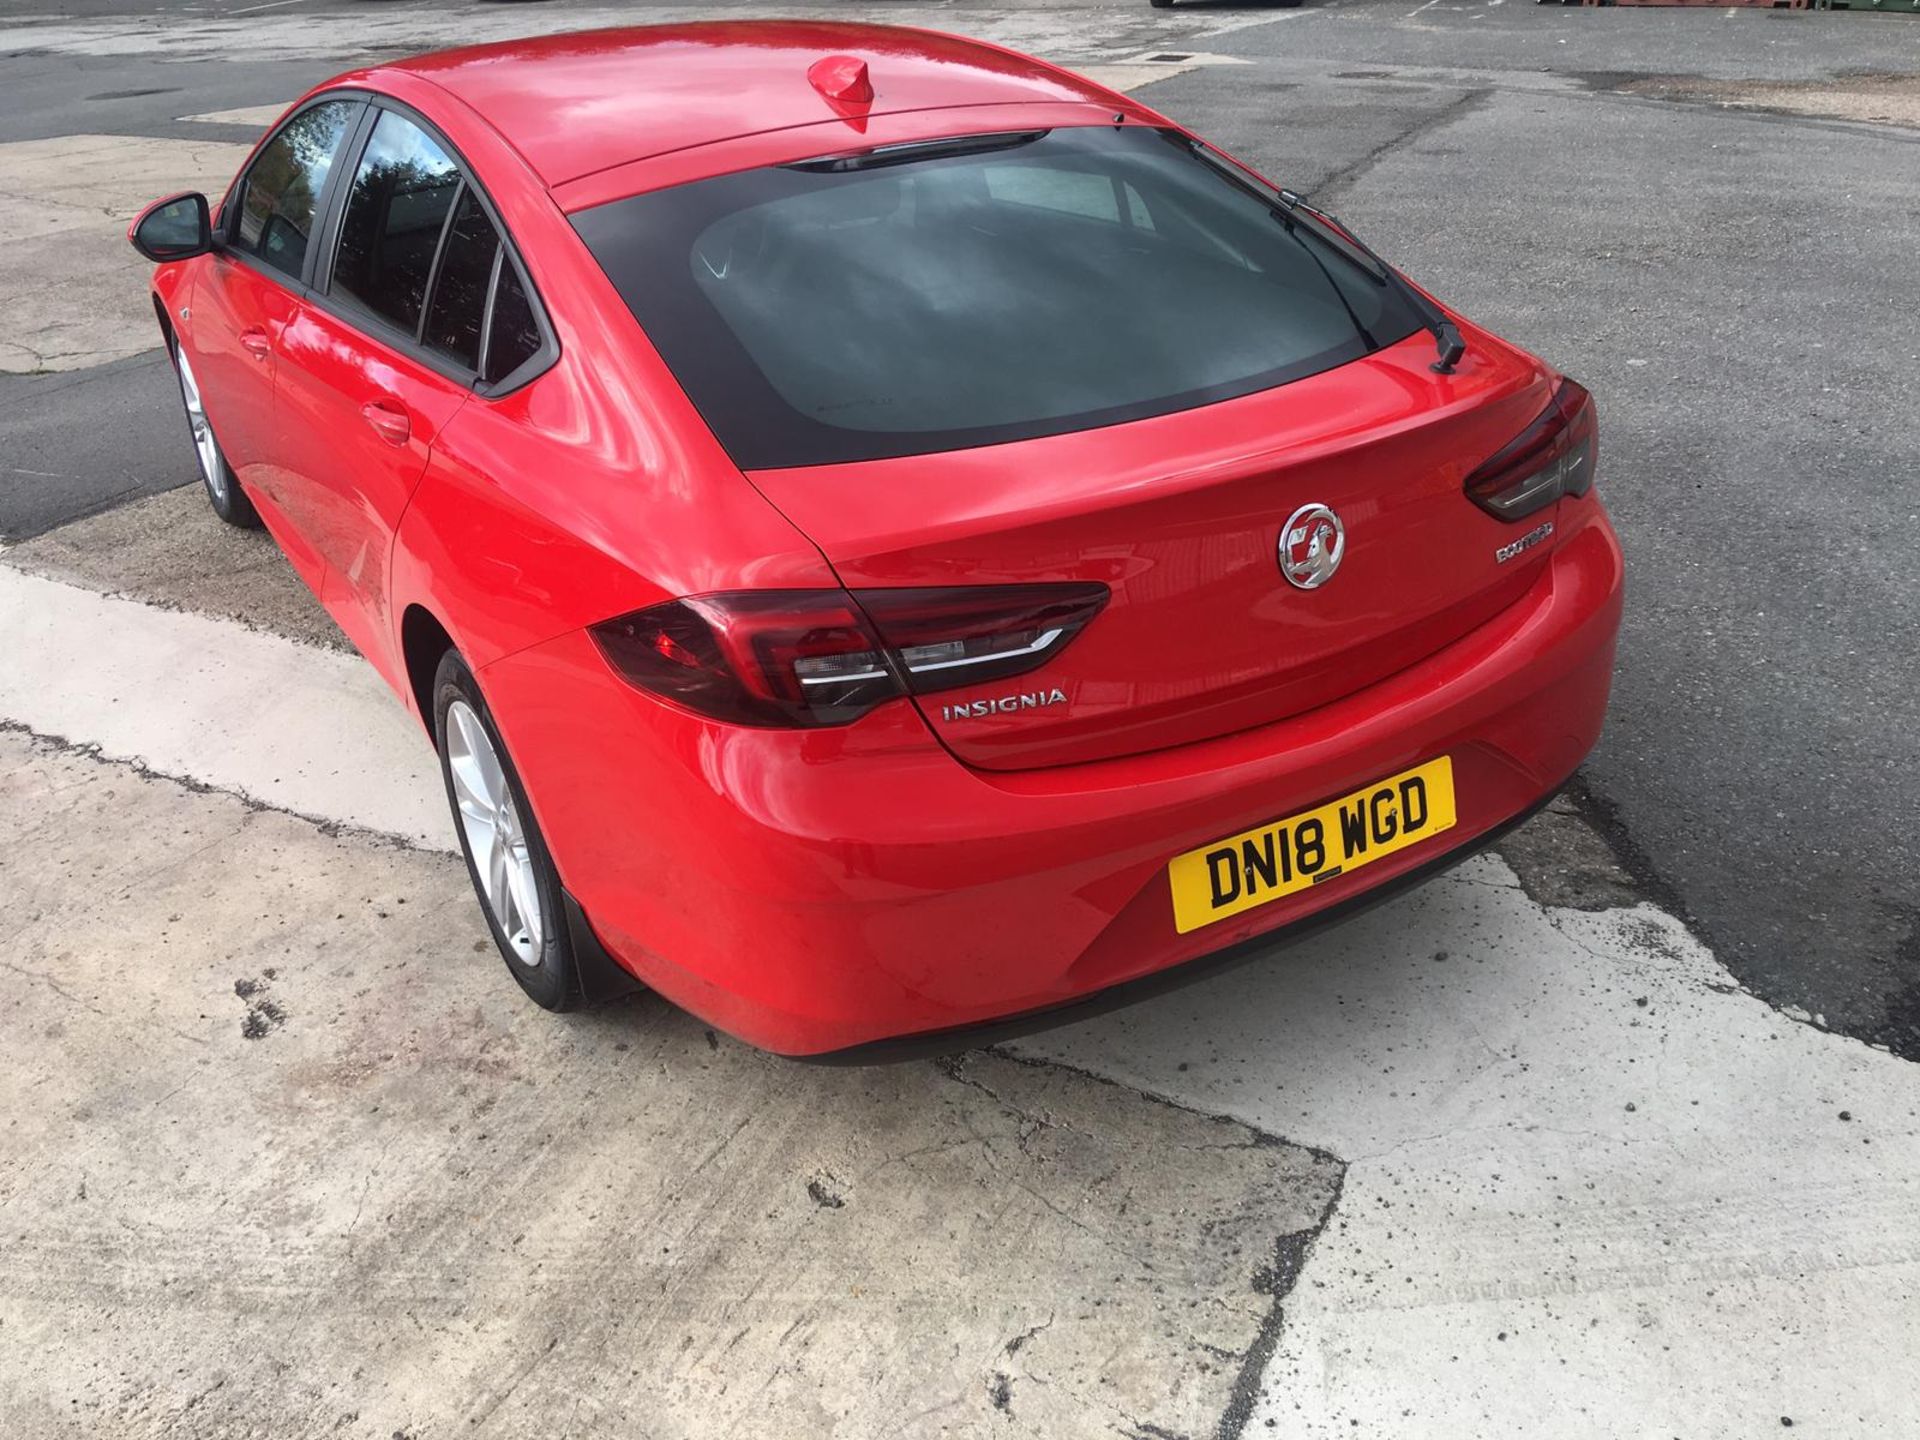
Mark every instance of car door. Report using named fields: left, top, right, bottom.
left=273, top=106, right=492, bottom=688
left=190, top=95, right=361, bottom=580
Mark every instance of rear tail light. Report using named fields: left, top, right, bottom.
left=591, top=584, right=1109, bottom=728
left=1465, top=378, right=1598, bottom=521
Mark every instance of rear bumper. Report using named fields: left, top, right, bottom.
left=482, top=501, right=1624, bottom=1057
left=799, top=782, right=1564, bottom=1064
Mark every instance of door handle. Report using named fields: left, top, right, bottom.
left=239, top=328, right=271, bottom=360
left=360, top=399, right=411, bottom=447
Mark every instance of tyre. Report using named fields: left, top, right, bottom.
left=170, top=340, right=261, bottom=528
left=1150, top=0, right=1174, bottom=8
left=434, top=650, right=582, bottom=1011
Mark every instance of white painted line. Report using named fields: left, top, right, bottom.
left=178, top=103, right=288, bottom=128
left=1077, top=63, right=1196, bottom=95
left=0, top=565, right=448, bottom=847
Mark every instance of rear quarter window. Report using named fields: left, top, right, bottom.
left=484, top=261, right=543, bottom=383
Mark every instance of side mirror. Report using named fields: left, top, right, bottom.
left=128, top=192, right=212, bottom=263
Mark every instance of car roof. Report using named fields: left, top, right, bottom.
left=378, top=21, right=1128, bottom=190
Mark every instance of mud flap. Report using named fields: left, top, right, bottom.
left=563, top=890, right=645, bottom=1005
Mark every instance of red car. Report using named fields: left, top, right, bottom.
left=129, top=22, right=1622, bottom=1058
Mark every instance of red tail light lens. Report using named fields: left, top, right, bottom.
left=591, top=584, right=1108, bottom=728
left=1465, top=379, right=1598, bottom=521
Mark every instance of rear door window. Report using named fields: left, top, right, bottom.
left=307, top=104, right=555, bottom=386
left=230, top=98, right=359, bottom=280
left=330, top=110, right=461, bottom=338
left=422, top=187, right=500, bottom=369
left=419, top=193, right=547, bottom=384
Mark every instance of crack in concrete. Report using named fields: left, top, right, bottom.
left=0, top=957, right=103, bottom=1013
left=1003, top=1313, right=1054, bottom=1358
left=1210, top=1177, right=1348, bottom=1440
left=0, top=952, right=207, bottom=1050
left=0, top=716, right=441, bottom=856
left=949, top=1047, right=1352, bottom=1440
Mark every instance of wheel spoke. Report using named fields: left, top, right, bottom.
left=448, top=750, right=494, bottom=825
left=505, top=841, right=543, bottom=951
left=488, top=836, right=513, bottom=924
left=457, top=710, right=505, bottom=808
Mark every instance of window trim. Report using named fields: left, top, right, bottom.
left=477, top=245, right=506, bottom=379
left=414, top=177, right=470, bottom=348
left=219, top=90, right=371, bottom=291
left=306, top=95, right=560, bottom=397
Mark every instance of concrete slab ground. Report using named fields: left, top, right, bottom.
left=0, top=729, right=1341, bottom=1440
left=0, top=134, right=253, bottom=373
left=0, top=564, right=441, bottom=843
left=1017, top=869, right=1920, bottom=1435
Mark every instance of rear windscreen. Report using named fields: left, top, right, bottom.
left=573, top=126, right=1423, bottom=469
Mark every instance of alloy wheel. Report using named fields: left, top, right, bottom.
left=174, top=347, right=228, bottom=503
left=445, top=698, right=546, bottom=963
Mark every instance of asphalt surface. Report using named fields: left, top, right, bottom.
left=0, top=352, right=181, bottom=536
left=2, top=0, right=1917, bottom=1063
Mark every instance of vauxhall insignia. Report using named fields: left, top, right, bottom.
left=941, top=688, right=1068, bottom=723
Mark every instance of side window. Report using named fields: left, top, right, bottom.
left=422, top=188, right=499, bottom=369
left=419, top=187, right=547, bottom=383
left=231, top=99, right=358, bottom=279
left=485, top=260, right=543, bottom=383
left=331, top=110, right=461, bottom=337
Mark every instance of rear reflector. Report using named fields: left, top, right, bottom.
left=1465, top=378, right=1598, bottom=521
left=591, top=584, right=1108, bottom=728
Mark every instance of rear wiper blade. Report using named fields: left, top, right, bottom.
left=1182, top=139, right=1464, bottom=374
left=784, top=130, right=1048, bottom=174
left=1275, top=188, right=1465, bottom=375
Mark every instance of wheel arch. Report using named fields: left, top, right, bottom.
left=400, top=603, right=457, bottom=734
left=151, top=293, right=175, bottom=351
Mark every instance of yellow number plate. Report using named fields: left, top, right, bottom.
left=1168, top=756, right=1457, bottom=934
